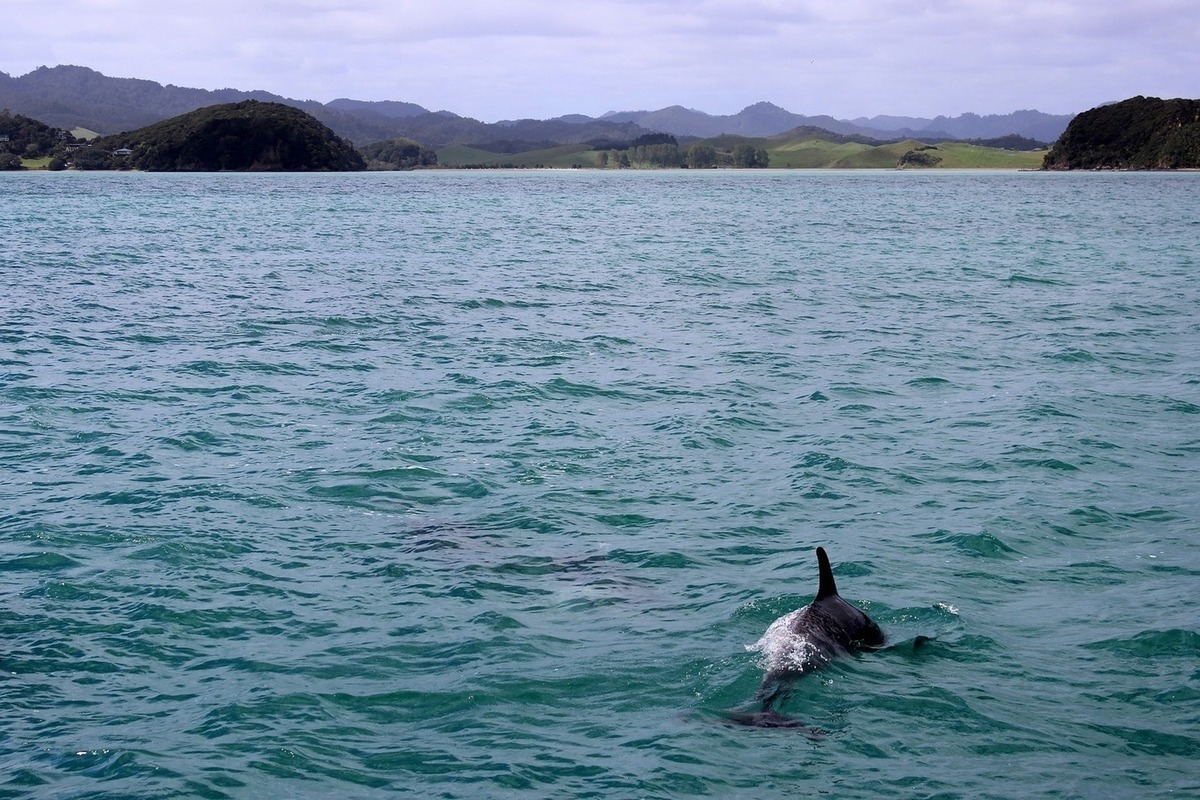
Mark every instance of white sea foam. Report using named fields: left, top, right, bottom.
left=747, top=607, right=827, bottom=674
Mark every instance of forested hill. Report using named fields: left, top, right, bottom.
left=80, top=101, right=365, bottom=171
left=0, top=110, right=73, bottom=168
left=1042, top=96, right=1200, bottom=170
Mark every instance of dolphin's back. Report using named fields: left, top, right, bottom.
left=727, top=547, right=884, bottom=728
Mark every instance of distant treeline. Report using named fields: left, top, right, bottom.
left=359, top=137, right=438, bottom=170
left=591, top=134, right=770, bottom=169
left=951, top=134, right=1047, bottom=151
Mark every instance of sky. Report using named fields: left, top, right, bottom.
left=3, top=0, right=1197, bottom=122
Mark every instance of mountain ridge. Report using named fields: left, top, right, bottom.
left=0, top=65, right=1074, bottom=148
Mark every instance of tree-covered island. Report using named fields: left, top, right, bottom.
left=1042, top=96, right=1200, bottom=170
left=69, top=101, right=366, bottom=171
left=7, top=101, right=367, bottom=171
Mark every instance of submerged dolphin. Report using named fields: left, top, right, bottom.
left=726, top=546, right=884, bottom=728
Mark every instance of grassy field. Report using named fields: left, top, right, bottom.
left=768, top=138, right=902, bottom=168
left=766, top=137, right=1046, bottom=169
left=438, top=135, right=1047, bottom=170
left=910, top=141, right=1047, bottom=169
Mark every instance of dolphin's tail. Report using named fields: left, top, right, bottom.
left=721, top=709, right=806, bottom=727
left=720, top=680, right=820, bottom=732
left=718, top=708, right=822, bottom=734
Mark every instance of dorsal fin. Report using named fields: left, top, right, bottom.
left=815, top=546, right=839, bottom=600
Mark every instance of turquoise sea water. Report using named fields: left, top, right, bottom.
left=2, top=169, right=1198, bottom=799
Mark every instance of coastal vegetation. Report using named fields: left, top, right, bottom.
left=1042, top=96, right=1200, bottom=170
left=76, top=101, right=365, bottom=171
left=597, top=133, right=685, bottom=168
left=585, top=133, right=775, bottom=169
left=358, top=137, right=438, bottom=170
left=0, top=109, right=81, bottom=169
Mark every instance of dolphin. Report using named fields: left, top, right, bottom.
left=725, top=546, right=884, bottom=729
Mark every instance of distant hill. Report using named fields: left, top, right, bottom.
left=0, top=65, right=648, bottom=151
left=325, top=98, right=428, bottom=119
left=0, top=65, right=311, bottom=134
left=849, top=109, right=1073, bottom=144
left=603, top=101, right=1072, bottom=143
left=602, top=102, right=891, bottom=139
left=1, top=65, right=1075, bottom=154
left=79, top=101, right=365, bottom=171
left=1042, top=96, right=1200, bottom=170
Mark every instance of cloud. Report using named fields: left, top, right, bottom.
left=3, top=0, right=1196, bottom=120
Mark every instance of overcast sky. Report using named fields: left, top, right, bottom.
left=4, top=1, right=1196, bottom=122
